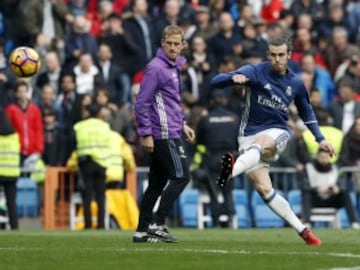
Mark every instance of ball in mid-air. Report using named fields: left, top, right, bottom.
left=8, top=46, right=41, bottom=78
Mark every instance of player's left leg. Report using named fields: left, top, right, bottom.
left=248, top=167, right=321, bottom=246
left=231, top=128, right=289, bottom=178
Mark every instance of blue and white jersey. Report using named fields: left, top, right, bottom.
left=211, top=61, right=324, bottom=142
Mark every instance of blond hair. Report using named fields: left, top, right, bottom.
left=162, top=25, right=185, bottom=41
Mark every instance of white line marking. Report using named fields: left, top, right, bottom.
left=1, top=247, right=360, bottom=260
left=320, top=267, right=360, bottom=270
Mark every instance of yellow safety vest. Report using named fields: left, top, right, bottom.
left=190, top=144, right=206, bottom=170
left=0, top=133, right=20, bottom=177
left=302, top=126, right=343, bottom=163
left=106, top=131, right=124, bottom=182
left=74, top=118, right=111, bottom=168
left=31, top=159, right=46, bottom=183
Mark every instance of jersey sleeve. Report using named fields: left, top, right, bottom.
left=210, top=64, right=257, bottom=89
left=134, top=63, right=159, bottom=137
left=294, top=83, right=325, bottom=142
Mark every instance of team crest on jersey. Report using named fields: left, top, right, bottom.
left=172, top=72, right=178, bottom=83
left=264, top=83, right=272, bottom=90
left=285, top=86, right=292, bottom=96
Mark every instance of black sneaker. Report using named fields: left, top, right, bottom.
left=133, top=232, right=166, bottom=243
left=217, top=152, right=235, bottom=187
left=147, top=223, right=179, bottom=243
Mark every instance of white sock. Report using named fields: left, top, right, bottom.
left=232, top=144, right=262, bottom=177
left=264, top=189, right=306, bottom=233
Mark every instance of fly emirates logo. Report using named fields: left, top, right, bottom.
left=257, top=94, right=288, bottom=113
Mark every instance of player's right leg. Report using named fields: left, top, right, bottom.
left=147, top=139, right=189, bottom=243
left=217, top=152, right=235, bottom=187
left=248, top=167, right=321, bottom=246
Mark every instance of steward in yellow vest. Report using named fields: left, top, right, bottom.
left=106, top=130, right=136, bottom=188
left=0, top=107, right=20, bottom=229
left=302, top=126, right=343, bottom=164
left=302, top=107, right=343, bottom=163
left=0, top=133, right=21, bottom=178
left=73, top=103, right=112, bottom=229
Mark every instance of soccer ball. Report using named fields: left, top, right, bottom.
left=8, top=46, right=41, bottom=78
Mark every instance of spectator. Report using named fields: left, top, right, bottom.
left=325, top=26, right=359, bottom=77
left=328, top=77, right=360, bottom=134
left=86, top=0, right=115, bottom=37
left=93, top=87, right=118, bottom=123
left=64, top=15, right=98, bottom=72
left=153, top=0, right=183, bottom=46
left=294, top=13, right=317, bottom=41
left=42, top=107, right=66, bottom=166
left=35, top=84, right=61, bottom=121
left=299, top=52, right=335, bottom=107
left=317, top=4, right=350, bottom=42
left=96, top=43, right=126, bottom=104
left=73, top=53, right=104, bottom=95
left=99, top=13, right=140, bottom=83
left=235, top=4, right=256, bottom=31
left=5, top=81, right=44, bottom=168
left=193, top=6, right=217, bottom=41
left=334, top=55, right=360, bottom=91
left=239, top=23, right=267, bottom=62
left=292, top=28, right=328, bottom=70
left=36, top=51, right=62, bottom=95
left=124, top=0, right=155, bottom=75
left=301, top=149, right=359, bottom=229
left=185, top=35, right=216, bottom=105
left=208, top=0, right=227, bottom=24
left=338, top=116, right=360, bottom=167
left=42, top=0, right=73, bottom=42
left=55, top=72, right=79, bottom=128
left=207, top=12, right=242, bottom=65
left=289, top=0, right=325, bottom=24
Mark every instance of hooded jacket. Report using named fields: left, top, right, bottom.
left=135, top=48, right=186, bottom=140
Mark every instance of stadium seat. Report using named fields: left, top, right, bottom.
left=251, top=190, right=285, bottom=228
left=179, top=188, right=199, bottom=228
left=16, top=177, right=39, bottom=217
left=287, top=189, right=302, bottom=217
left=232, top=189, right=251, bottom=228
left=310, top=208, right=341, bottom=228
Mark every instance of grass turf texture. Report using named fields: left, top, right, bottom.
left=0, top=229, right=359, bottom=270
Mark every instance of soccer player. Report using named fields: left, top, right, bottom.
left=133, top=25, right=195, bottom=243
left=211, top=36, right=335, bottom=246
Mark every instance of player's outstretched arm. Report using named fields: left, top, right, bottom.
left=210, top=72, right=249, bottom=88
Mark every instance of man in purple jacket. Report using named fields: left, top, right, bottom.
left=133, top=25, right=195, bottom=243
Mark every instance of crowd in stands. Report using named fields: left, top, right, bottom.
left=1, top=0, right=360, bottom=221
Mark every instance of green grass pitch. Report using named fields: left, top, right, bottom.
left=0, top=228, right=359, bottom=270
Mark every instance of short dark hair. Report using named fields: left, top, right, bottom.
left=14, top=81, right=29, bottom=92
left=268, top=36, right=293, bottom=52
left=85, top=103, right=102, bottom=117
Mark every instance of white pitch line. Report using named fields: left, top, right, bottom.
left=1, top=247, right=360, bottom=260
left=320, top=267, right=360, bottom=270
